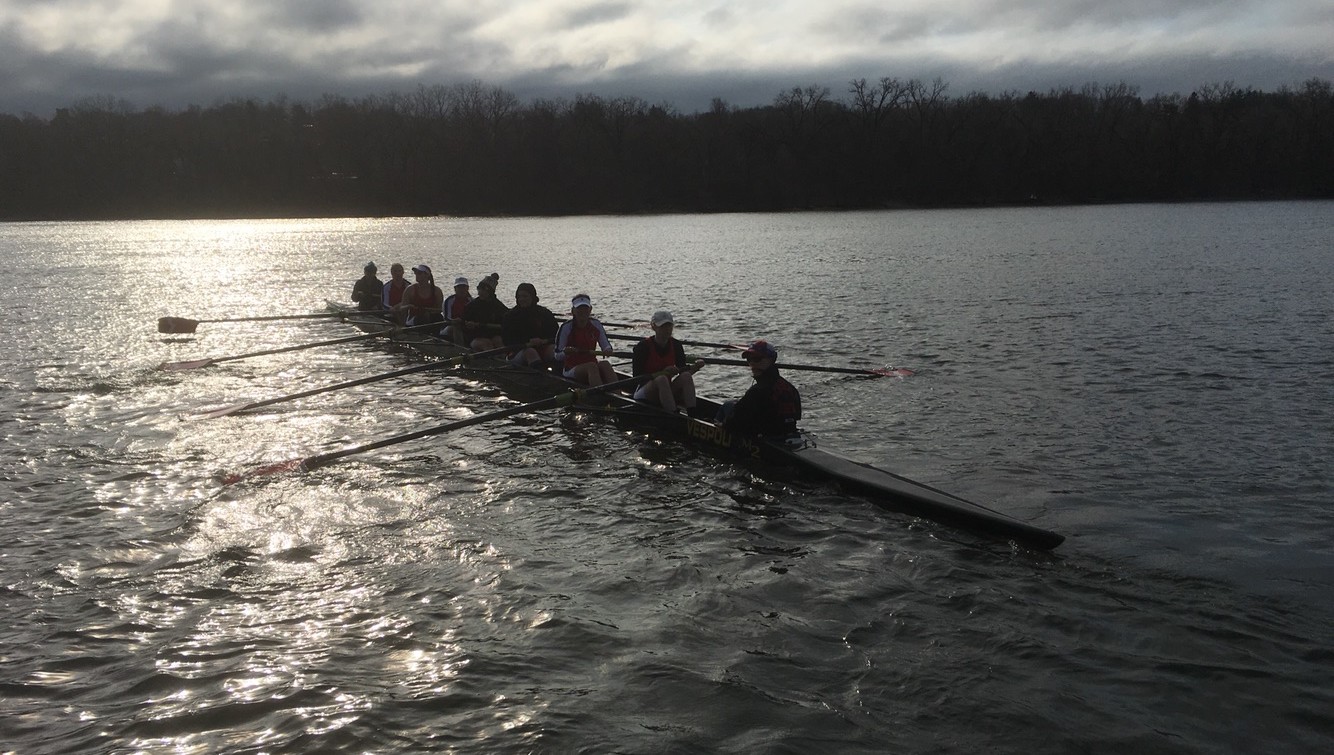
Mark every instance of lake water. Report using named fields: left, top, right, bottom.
left=1, top=203, right=1331, bottom=753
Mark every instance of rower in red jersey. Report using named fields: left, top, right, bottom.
left=554, top=293, right=616, bottom=387
left=397, top=264, right=445, bottom=330
left=631, top=310, right=706, bottom=415
left=381, top=263, right=408, bottom=310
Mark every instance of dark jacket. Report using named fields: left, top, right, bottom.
left=727, top=365, right=801, bottom=436
left=502, top=304, right=557, bottom=348
left=462, top=296, right=509, bottom=337
left=352, top=273, right=383, bottom=310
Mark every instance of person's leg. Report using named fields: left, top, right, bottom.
left=575, top=362, right=602, bottom=386
left=673, top=372, right=696, bottom=413
left=652, top=374, right=676, bottom=411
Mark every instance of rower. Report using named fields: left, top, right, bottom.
left=442, top=276, right=472, bottom=344
left=502, top=283, right=558, bottom=368
left=351, top=262, right=383, bottom=310
left=555, top=293, right=616, bottom=387
left=462, top=273, right=508, bottom=350
left=719, top=340, right=801, bottom=437
left=399, top=264, right=445, bottom=330
left=631, top=310, right=706, bottom=416
left=382, top=263, right=408, bottom=311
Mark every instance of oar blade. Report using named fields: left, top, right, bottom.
left=870, top=367, right=915, bottom=378
left=158, top=316, right=200, bottom=334
left=157, top=358, right=215, bottom=372
left=220, top=458, right=305, bottom=485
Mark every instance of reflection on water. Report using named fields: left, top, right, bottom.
left=0, top=204, right=1331, bottom=752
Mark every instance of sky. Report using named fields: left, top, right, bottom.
left=2, top=0, right=1332, bottom=116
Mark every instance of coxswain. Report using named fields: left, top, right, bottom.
left=441, top=276, right=473, bottom=345
left=351, top=262, right=383, bottom=311
left=382, top=263, right=408, bottom=310
left=399, top=264, right=445, bottom=330
left=631, top=310, right=705, bottom=415
left=555, top=293, right=616, bottom=387
left=719, top=340, right=801, bottom=437
left=462, top=273, right=508, bottom=350
left=501, top=283, right=558, bottom=368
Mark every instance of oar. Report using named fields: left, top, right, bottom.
left=693, top=356, right=914, bottom=378
left=602, top=331, right=746, bottom=351
left=222, top=371, right=655, bottom=484
left=159, top=312, right=351, bottom=334
left=157, top=322, right=440, bottom=371
left=195, top=343, right=521, bottom=419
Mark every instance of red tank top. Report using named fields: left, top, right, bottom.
left=564, top=323, right=602, bottom=368
left=446, top=294, right=471, bottom=319
left=408, top=285, right=437, bottom=317
left=641, top=338, right=678, bottom=373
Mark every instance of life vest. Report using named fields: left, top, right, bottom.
left=383, top=278, right=408, bottom=307
left=444, top=293, right=472, bottom=320
left=559, top=319, right=607, bottom=368
left=640, top=337, right=679, bottom=373
left=407, top=285, right=436, bottom=316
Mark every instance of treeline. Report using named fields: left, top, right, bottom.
left=2, top=77, right=1332, bottom=220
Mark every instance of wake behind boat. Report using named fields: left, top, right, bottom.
left=320, top=301, right=1065, bottom=550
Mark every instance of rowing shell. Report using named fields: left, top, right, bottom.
left=325, top=301, right=1065, bottom=550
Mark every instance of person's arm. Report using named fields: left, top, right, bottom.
left=594, top=321, right=613, bottom=356
left=553, top=321, right=572, bottom=361
left=726, top=385, right=761, bottom=434
left=631, top=340, right=649, bottom=376
left=673, top=341, right=702, bottom=373
left=501, top=310, right=521, bottom=346
left=540, top=309, right=558, bottom=342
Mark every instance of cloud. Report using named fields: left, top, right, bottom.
left=0, top=0, right=1329, bottom=116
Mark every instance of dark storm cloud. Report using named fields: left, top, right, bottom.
left=267, top=0, right=366, bottom=33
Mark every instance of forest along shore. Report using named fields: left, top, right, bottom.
left=3, top=78, right=1331, bottom=221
